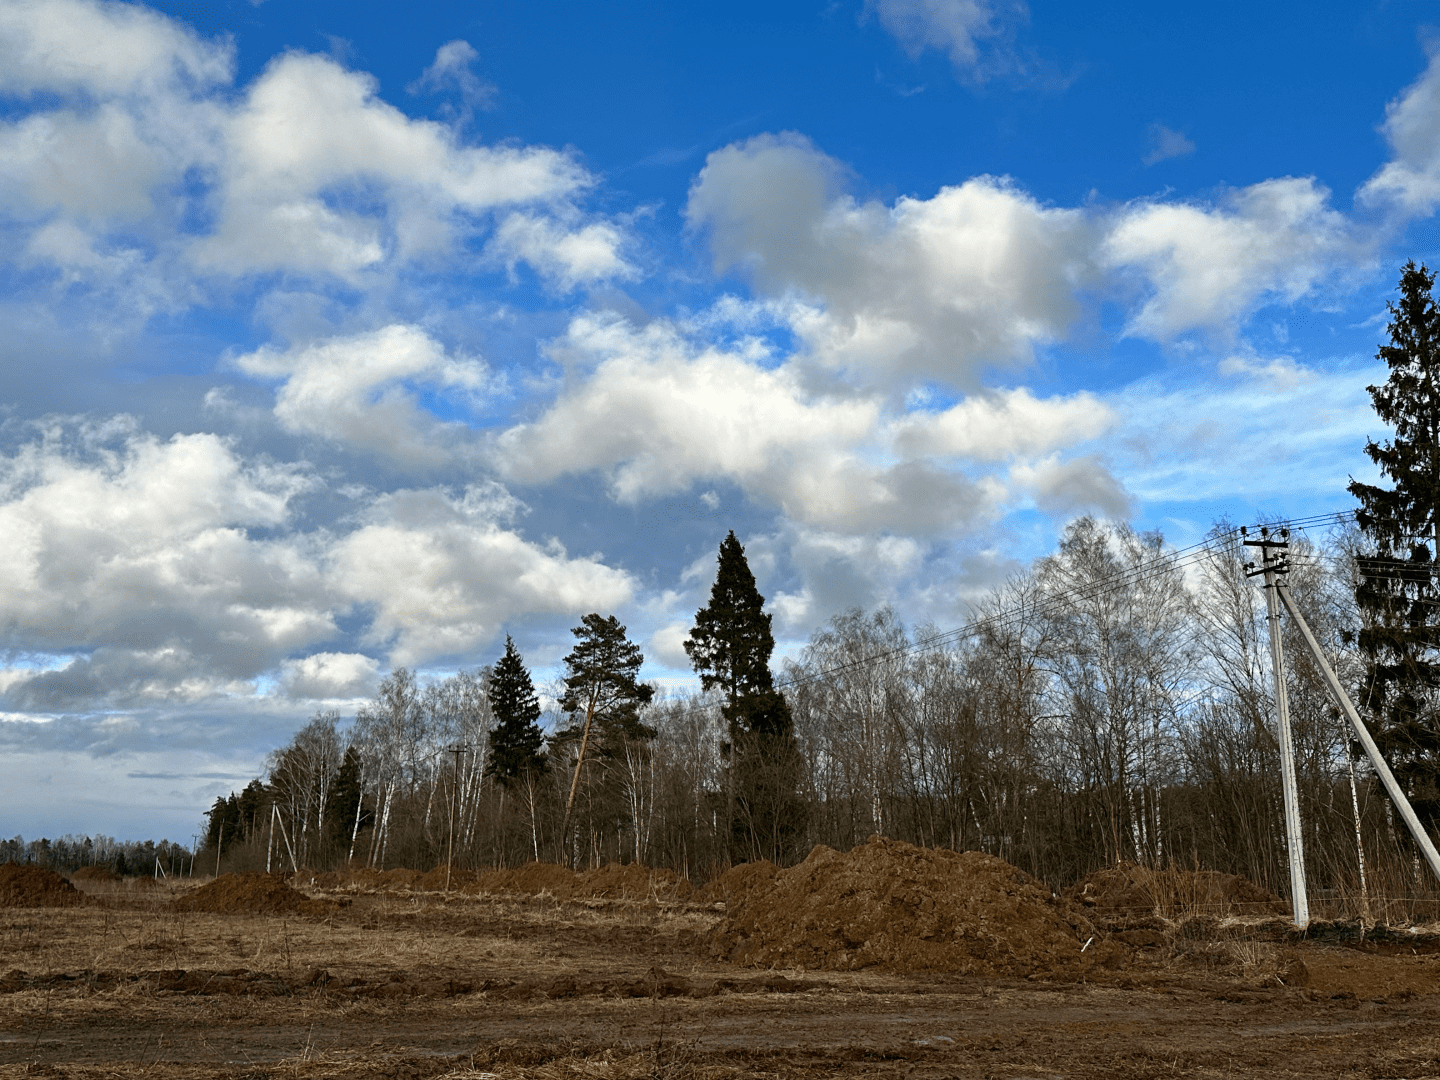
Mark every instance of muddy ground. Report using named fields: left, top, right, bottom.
left=2, top=872, right=1439, bottom=1079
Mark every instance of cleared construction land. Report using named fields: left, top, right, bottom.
left=2, top=839, right=1439, bottom=1079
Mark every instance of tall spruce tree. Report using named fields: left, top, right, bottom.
left=485, top=636, right=547, bottom=786
left=1349, top=260, right=1440, bottom=830
left=685, top=531, right=804, bottom=862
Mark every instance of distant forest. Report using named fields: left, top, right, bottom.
left=1, top=834, right=194, bottom=877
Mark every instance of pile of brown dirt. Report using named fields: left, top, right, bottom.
left=0, top=863, right=89, bottom=908
left=710, top=837, right=1118, bottom=977
left=1065, top=863, right=1288, bottom=919
left=173, top=873, right=328, bottom=916
left=302, top=866, right=423, bottom=891
left=697, top=860, right=780, bottom=905
left=571, top=863, right=693, bottom=901
left=416, top=865, right=481, bottom=891
left=375, top=867, right=422, bottom=889
left=467, top=861, right=578, bottom=896
left=307, top=866, right=388, bottom=890
left=71, top=866, right=121, bottom=883
left=297, top=869, right=347, bottom=889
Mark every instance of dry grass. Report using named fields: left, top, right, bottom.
left=2, top=877, right=725, bottom=989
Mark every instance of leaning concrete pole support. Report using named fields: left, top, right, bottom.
left=1275, top=582, right=1440, bottom=888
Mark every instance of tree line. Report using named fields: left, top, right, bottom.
left=203, top=518, right=1428, bottom=910
left=203, top=264, right=1440, bottom=917
left=1, top=834, right=194, bottom=877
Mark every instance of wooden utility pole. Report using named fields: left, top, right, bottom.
left=1243, top=526, right=1309, bottom=928
left=445, top=745, right=470, bottom=892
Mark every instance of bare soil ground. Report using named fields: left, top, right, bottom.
left=2, top=855, right=1439, bottom=1079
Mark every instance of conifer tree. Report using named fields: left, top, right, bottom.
left=1349, top=260, right=1440, bottom=829
left=557, top=614, right=656, bottom=852
left=686, top=531, right=805, bottom=862
left=485, top=636, right=547, bottom=786
left=325, top=745, right=368, bottom=857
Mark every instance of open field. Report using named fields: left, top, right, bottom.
left=2, top=864, right=1440, bottom=1080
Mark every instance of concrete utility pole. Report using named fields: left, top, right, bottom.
left=1243, top=527, right=1309, bottom=928
left=1273, top=578, right=1440, bottom=888
left=445, top=745, right=470, bottom=892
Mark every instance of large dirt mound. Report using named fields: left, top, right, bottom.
left=0, top=863, right=89, bottom=908
left=174, top=873, right=328, bottom=915
left=1065, top=863, right=1288, bottom=918
left=711, top=837, right=1117, bottom=977
left=697, top=860, right=779, bottom=905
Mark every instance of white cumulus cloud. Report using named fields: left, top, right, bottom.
left=687, top=132, right=1092, bottom=388
left=0, top=0, right=231, bottom=97
left=196, top=52, right=590, bottom=279
left=277, top=652, right=381, bottom=700
left=867, top=0, right=1025, bottom=75
left=331, top=485, right=635, bottom=666
left=233, top=324, right=490, bottom=468
left=496, top=311, right=1118, bottom=538
left=0, top=8, right=626, bottom=298
left=0, top=421, right=330, bottom=707
left=1360, top=48, right=1440, bottom=217
left=1102, top=177, right=1359, bottom=340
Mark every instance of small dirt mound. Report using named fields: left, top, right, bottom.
left=466, top=861, right=578, bottom=897
left=711, top=837, right=1117, bottom=977
left=298, top=869, right=350, bottom=889
left=697, top=860, right=779, bottom=905
left=71, top=866, right=121, bottom=883
left=0, top=863, right=89, bottom=908
left=375, top=867, right=422, bottom=889
left=316, top=866, right=391, bottom=890
left=174, top=873, right=328, bottom=916
left=416, top=865, right=480, bottom=891
left=1065, top=863, right=1288, bottom=919
left=572, top=863, right=692, bottom=901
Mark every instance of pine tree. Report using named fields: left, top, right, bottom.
left=557, top=614, right=656, bottom=852
left=558, top=615, right=656, bottom=747
left=1349, top=260, right=1440, bottom=830
left=685, top=531, right=805, bottom=862
left=485, top=636, right=547, bottom=786
left=237, top=779, right=267, bottom=840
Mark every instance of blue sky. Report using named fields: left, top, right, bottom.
left=0, top=0, right=1436, bottom=842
